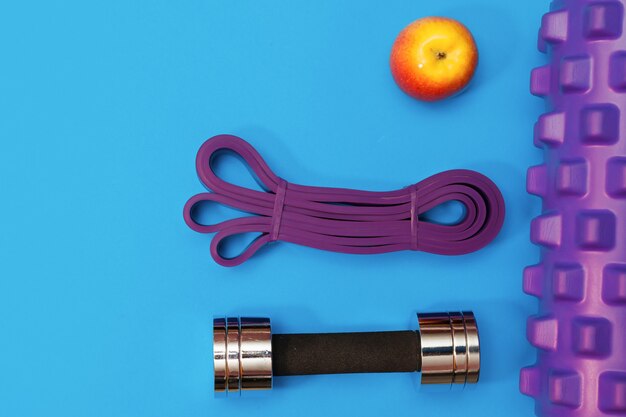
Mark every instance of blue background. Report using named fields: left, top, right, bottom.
left=0, top=1, right=548, bottom=416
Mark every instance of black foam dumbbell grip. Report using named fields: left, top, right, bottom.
left=271, top=331, right=421, bottom=376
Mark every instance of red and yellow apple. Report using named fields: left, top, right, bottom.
left=390, top=17, right=478, bottom=102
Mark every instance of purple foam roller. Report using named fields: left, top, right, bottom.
left=521, top=1, right=626, bottom=415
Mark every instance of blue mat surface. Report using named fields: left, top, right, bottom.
left=0, top=1, right=548, bottom=416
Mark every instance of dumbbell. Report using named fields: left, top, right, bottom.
left=213, top=311, right=480, bottom=396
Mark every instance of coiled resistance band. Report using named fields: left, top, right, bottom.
left=183, top=135, right=505, bottom=267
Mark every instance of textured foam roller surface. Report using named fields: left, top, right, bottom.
left=522, top=1, right=626, bottom=416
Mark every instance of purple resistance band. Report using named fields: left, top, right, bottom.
left=183, top=135, right=505, bottom=267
